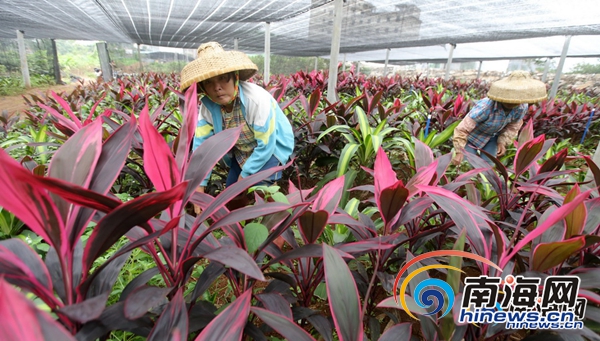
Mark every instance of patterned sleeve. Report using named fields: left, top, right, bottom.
left=453, top=116, right=477, bottom=151
left=497, top=119, right=524, bottom=147
left=467, top=98, right=492, bottom=124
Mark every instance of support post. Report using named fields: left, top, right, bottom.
left=542, top=57, right=552, bottom=83
left=326, top=0, right=343, bottom=103
left=476, top=60, right=482, bottom=79
left=356, top=61, right=360, bottom=75
left=549, top=36, right=571, bottom=99
left=314, top=56, right=318, bottom=71
left=138, top=44, right=144, bottom=72
left=383, top=48, right=390, bottom=76
left=50, top=39, right=62, bottom=84
left=234, top=38, right=239, bottom=51
left=264, top=22, right=271, bottom=84
left=444, top=43, right=456, bottom=80
left=96, top=42, right=113, bottom=82
left=16, top=30, right=31, bottom=88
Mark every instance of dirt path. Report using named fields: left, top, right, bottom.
left=0, top=82, right=82, bottom=115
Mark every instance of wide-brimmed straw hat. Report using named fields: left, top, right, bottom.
left=487, top=71, right=547, bottom=104
left=180, top=42, right=258, bottom=91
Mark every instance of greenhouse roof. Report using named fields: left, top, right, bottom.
left=1, top=0, right=600, bottom=61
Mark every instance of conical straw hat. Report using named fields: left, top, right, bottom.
left=180, top=42, right=258, bottom=91
left=487, top=71, right=547, bottom=104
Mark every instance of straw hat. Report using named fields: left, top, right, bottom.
left=487, top=71, right=547, bottom=104
left=180, top=42, right=258, bottom=91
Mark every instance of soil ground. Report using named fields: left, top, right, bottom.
left=0, top=82, right=86, bottom=116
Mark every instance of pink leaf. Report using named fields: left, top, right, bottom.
left=0, top=277, right=75, bottom=340
left=50, top=91, right=83, bottom=129
left=502, top=189, right=593, bottom=268
left=312, top=175, right=345, bottom=214
left=374, top=147, right=398, bottom=195
left=0, top=149, right=65, bottom=252
left=139, top=102, right=181, bottom=193
left=194, top=290, right=252, bottom=341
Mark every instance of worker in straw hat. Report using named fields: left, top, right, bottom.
left=180, top=42, right=294, bottom=212
left=451, top=70, right=547, bottom=166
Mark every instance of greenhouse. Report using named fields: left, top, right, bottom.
left=1, top=1, right=600, bottom=340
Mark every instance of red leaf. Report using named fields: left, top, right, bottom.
left=312, top=175, right=345, bottom=214
left=0, top=277, right=76, bottom=340
left=48, top=118, right=103, bottom=251
left=82, top=182, right=187, bottom=273
left=124, top=286, right=172, bottom=319
left=374, top=147, right=399, bottom=196
left=514, top=134, right=545, bottom=177
left=323, top=244, right=364, bottom=341
left=50, top=91, right=82, bottom=128
left=148, top=289, right=188, bottom=341
left=251, top=307, right=317, bottom=341
left=175, top=82, right=198, bottom=176
left=379, top=182, right=409, bottom=232
left=194, top=290, right=252, bottom=341
left=0, top=149, right=65, bottom=252
left=502, top=189, right=593, bottom=268
left=139, top=101, right=181, bottom=193
left=203, top=246, right=266, bottom=281
left=298, top=210, right=329, bottom=244
left=531, top=237, right=586, bottom=272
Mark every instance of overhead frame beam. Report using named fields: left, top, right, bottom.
left=326, top=0, right=343, bottom=103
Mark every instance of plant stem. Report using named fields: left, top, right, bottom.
left=362, top=244, right=381, bottom=319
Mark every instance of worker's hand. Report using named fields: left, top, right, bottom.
left=497, top=144, right=507, bottom=157
left=451, top=151, right=463, bottom=166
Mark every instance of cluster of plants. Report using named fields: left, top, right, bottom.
left=0, top=69, right=599, bottom=341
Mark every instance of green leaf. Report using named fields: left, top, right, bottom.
left=314, top=282, right=327, bottom=300
left=430, top=120, right=460, bottom=149
left=355, top=106, right=371, bottom=145
left=564, top=185, right=587, bottom=239
left=336, top=143, right=360, bottom=178
left=244, top=223, right=269, bottom=254
left=441, top=228, right=467, bottom=340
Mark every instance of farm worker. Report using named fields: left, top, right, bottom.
left=179, top=42, right=294, bottom=213
left=451, top=71, right=547, bottom=166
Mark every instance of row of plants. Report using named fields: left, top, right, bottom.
left=0, top=69, right=599, bottom=340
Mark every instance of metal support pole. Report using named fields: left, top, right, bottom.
left=314, top=57, right=318, bottom=71
left=326, top=0, right=343, bottom=103
left=234, top=38, right=239, bottom=51
left=542, top=57, right=552, bottom=83
left=138, top=44, right=144, bottom=72
left=50, top=39, right=62, bottom=84
left=264, top=22, right=271, bottom=84
left=476, top=60, right=482, bottom=80
left=550, top=36, right=571, bottom=99
left=16, top=30, right=31, bottom=88
left=383, top=48, right=390, bottom=76
left=356, top=61, right=360, bottom=75
left=444, top=43, right=456, bottom=80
